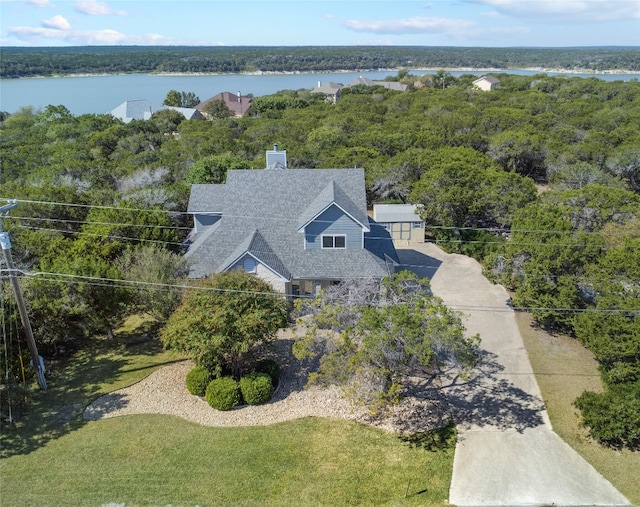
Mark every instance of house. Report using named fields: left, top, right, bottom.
left=109, top=100, right=204, bottom=123
left=162, top=106, right=205, bottom=120
left=372, top=204, right=424, bottom=244
left=310, top=81, right=343, bottom=104
left=183, top=146, right=399, bottom=296
left=110, top=99, right=153, bottom=123
left=473, top=75, right=501, bottom=91
left=310, top=77, right=407, bottom=104
left=346, top=77, right=408, bottom=92
left=195, top=91, right=252, bottom=117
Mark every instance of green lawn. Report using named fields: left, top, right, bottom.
left=516, top=312, right=640, bottom=506
left=1, top=319, right=454, bottom=507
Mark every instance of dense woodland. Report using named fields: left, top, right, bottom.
left=1, top=71, right=639, bottom=448
left=1, top=45, right=640, bottom=78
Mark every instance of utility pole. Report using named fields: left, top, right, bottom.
left=0, top=200, right=47, bottom=390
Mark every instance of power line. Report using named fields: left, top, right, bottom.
left=2, top=268, right=637, bottom=315
left=6, top=215, right=192, bottom=231
left=14, top=225, right=184, bottom=246
left=0, top=198, right=187, bottom=216
left=6, top=198, right=638, bottom=237
left=12, top=222, right=638, bottom=251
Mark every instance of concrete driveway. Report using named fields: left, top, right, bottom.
left=396, top=244, right=629, bottom=507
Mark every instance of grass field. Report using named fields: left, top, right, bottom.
left=516, top=312, right=640, bottom=506
left=0, top=318, right=455, bottom=506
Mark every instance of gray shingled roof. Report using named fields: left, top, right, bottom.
left=311, top=82, right=343, bottom=94
left=373, top=204, right=422, bottom=223
left=109, top=100, right=153, bottom=123
left=345, top=77, right=408, bottom=92
left=187, top=184, right=227, bottom=213
left=184, top=167, right=397, bottom=281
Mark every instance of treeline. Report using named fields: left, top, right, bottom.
left=1, top=45, right=640, bottom=78
left=1, top=72, right=639, bottom=448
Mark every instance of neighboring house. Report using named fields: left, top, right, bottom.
left=184, top=146, right=399, bottom=296
left=310, top=77, right=407, bottom=104
left=372, top=204, right=424, bottom=244
left=195, top=91, right=252, bottom=117
left=109, top=100, right=204, bottom=123
left=345, top=77, right=408, bottom=92
left=162, top=106, right=205, bottom=120
left=473, top=75, right=501, bottom=91
left=110, top=99, right=153, bottom=123
left=310, top=81, right=343, bottom=104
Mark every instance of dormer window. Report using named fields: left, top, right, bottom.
left=322, top=235, right=346, bottom=249
left=243, top=257, right=257, bottom=273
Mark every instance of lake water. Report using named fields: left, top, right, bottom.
left=1, top=69, right=638, bottom=116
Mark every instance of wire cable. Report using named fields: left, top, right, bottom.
left=3, top=268, right=637, bottom=315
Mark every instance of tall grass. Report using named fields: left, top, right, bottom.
left=516, top=312, right=640, bottom=505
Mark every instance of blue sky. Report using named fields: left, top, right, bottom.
left=1, top=0, right=639, bottom=47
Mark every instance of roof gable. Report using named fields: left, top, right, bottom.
left=221, top=229, right=291, bottom=280
left=297, top=180, right=369, bottom=232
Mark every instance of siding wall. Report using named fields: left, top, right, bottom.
left=304, top=205, right=362, bottom=250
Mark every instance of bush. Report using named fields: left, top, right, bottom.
left=239, top=372, right=274, bottom=405
left=255, top=359, right=280, bottom=385
left=185, top=366, right=212, bottom=396
left=574, top=381, right=640, bottom=450
left=205, top=377, right=241, bottom=411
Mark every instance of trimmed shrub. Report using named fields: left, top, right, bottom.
left=205, top=377, right=241, bottom=411
left=185, top=366, right=212, bottom=396
left=256, top=359, right=280, bottom=385
left=240, top=372, right=274, bottom=405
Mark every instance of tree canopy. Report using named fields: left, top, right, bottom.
left=2, top=46, right=638, bottom=78
left=293, top=273, right=480, bottom=411
left=163, top=90, right=200, bottom=108
left=160, top=272, right=289, bottom=378
left=1, top=72, right=639, bottom=447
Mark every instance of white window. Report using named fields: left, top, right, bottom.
left=322, top=235, right=346, bottom=249
left=243, top=257, right=256, bottom=273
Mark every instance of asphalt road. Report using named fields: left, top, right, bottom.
left=396, top=243, right=629, bottom=507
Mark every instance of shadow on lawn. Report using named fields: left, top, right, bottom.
left=0, top=337, right=179, bottom=458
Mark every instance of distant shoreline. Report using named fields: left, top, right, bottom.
left=4, top=67, right=639, bottom=80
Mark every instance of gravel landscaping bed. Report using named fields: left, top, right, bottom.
left=84, top=332, right=451, bottom=434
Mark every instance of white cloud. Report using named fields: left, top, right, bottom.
left=42, top=14, right=70, bottom=30
left=480, top=10, right=502, bottom=18
left=344, top=16, right=475, bottom=35
left=467, top=0, right=640, bottom=22
left=8, top=25, right=182, bottom=45
left=27, top=0, right=52, bottom=6
left=74, top=0, right=125, bottom=16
